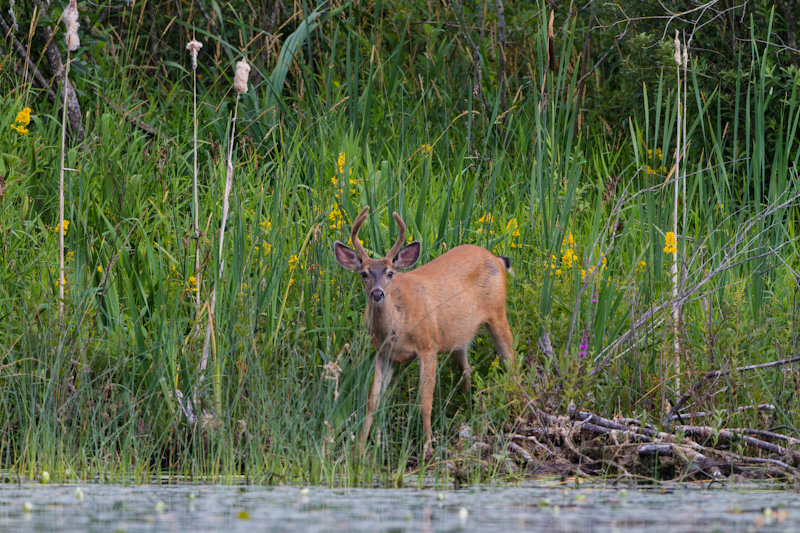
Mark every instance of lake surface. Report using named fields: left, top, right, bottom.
left=0, top=481, right=798, bottom=531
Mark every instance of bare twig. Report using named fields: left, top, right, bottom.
left=663, top=355, right=800, bottom=428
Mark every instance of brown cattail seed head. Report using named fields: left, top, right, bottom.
left=187, top=40, right=203, bottom=69
left=64, top=0, right=80, bottom=52
left=233, top=60, right=250, bottom=94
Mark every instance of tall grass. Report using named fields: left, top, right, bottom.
left=0, top=3, right=798, bottom=484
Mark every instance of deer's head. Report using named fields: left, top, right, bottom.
left=333, top=206, right=421, bottom=305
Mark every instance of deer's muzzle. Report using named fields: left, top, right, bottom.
left=370, top=289, right=385, bottom=302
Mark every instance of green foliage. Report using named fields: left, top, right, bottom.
left=0, top=0, right=799, bottom=484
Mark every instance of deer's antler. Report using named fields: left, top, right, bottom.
left=350, top=205, right=371, bottom=261
left=386, top=212, right=407, bottom=261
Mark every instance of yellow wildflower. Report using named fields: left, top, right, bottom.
left=97, top=265, right=103, bottom=273
left=476, top=212, right=494, bottom=234
left=635, top=260, right=647, bottom=273
left=11, top=107, right=31, bottom=135
left=263, top=243, right=272, bottom=256
left=506, top=218, right=520, bottom=237
left=663, top=232, right=677, bottom=254
left=645, top=165, right=668, bottom=176
left=328, top=205, right=344, bottom=230
left=288, top=254, right=299, bottom=271
left=15, top=107, right=31, bottom=126
left=187, top=275, right=198, bottom=292
left=260, top=219, right=272, bottom=230
left=54, top=220, right=69, bottom=236
left=348, top=236, right=363, bottom=248
left=561, top=248, right=576, bottom=269
left=337, top=152, right=353, bottom=176
left=490, top=359, right=499, bottom=368
left=421, top=144, right=433, bottom=155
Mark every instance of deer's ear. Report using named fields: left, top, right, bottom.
left=393, top=241, right=421, bottom=269
left=334, top=241, right=362, bottom=270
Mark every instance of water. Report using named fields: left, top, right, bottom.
left=1, top=482, right=798, bottom=532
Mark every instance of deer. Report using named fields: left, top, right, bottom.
left=333, top=205, right=515, bottom=457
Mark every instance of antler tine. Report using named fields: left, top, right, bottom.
left=350, top=205, right=371, bottom=260
left=386, top=212, right=407, bottom=261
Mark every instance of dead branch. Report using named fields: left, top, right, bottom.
left=30, top=0, right=85, bottom=141
left=674, top=425, right=788, bottom=455
left=663, top=356, right=800, bottom=427
left=671, top=403, right=776, bottom=421
left=501, top=404, right=799, bottom=481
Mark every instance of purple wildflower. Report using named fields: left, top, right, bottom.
left=578, top=328, right=589, bottom=357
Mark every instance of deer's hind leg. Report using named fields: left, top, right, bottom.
left=487, top=314, right=515, bottom=365
left=451, top=347, right=471, bottom=393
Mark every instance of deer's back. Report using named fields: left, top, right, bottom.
left=392, top=245, right=509, bottom=351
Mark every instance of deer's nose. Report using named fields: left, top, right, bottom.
left=370, top=289, right=385, bottom=302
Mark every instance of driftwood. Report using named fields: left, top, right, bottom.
left=670, top=403, right=775, bottom=421
left=453, top=381, right=800, bottom=482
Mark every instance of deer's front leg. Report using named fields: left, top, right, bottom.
left=418, top=350, right=438, bottom=459
left=358, top=354, right=394, bottom=455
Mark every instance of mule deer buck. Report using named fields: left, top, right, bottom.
left=333, top=206, right=515, bottom=456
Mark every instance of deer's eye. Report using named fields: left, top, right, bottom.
left=360, top=272, right=368, bottom=279
left=387, top=271, right=394, bottom=278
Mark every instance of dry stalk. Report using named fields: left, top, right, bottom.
left=58, top=0, right=80, bottom=316
left=671, top=30, right=684, bottom=392
left=199, top=59, right=249, bottom=393
left=187, top=37, right=203, bottom=310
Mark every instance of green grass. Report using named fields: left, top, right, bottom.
left=1, top=3, right=799, bottom=485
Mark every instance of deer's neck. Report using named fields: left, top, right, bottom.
left=365, top=301, right=395, bottom=345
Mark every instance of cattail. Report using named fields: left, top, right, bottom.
left=673, top=30, right=681, bottom=66
left=233, top=60, right=250, bottom=94
left=58, top=0, right=81, bottom=315
left=187, top=38, right=203, bottom=310
left=186, top=39, right=203, bottom=70
left=64, top=0, right=80, bottom=51
left=200, top=57, right=248, bottom=401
